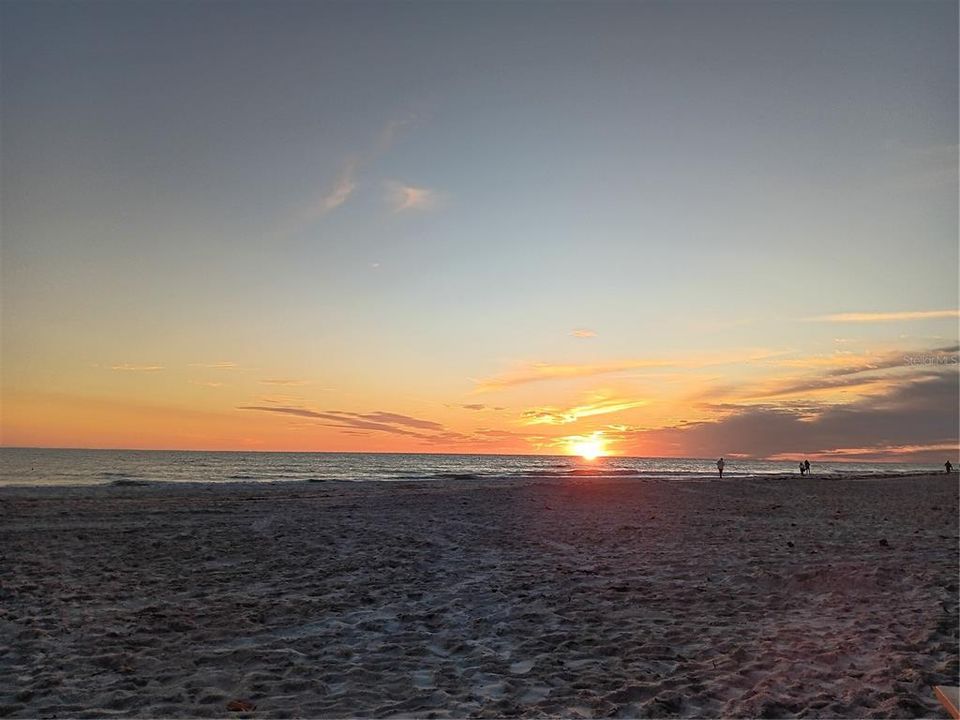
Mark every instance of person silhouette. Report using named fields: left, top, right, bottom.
left=804, top=459, right=811, bottom=476
left=799, top=462, right=806, bottom=476
left=717, top=457, right=725, bottom=478
left=947, top=460, right=954, bottom=474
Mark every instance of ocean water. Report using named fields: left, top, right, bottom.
left=0, top=448, right=941, bottom=487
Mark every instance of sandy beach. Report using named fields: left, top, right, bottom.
left=1, top=473, right=957, bottom=718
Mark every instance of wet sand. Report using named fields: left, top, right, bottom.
left=1, top=474, right=957, bottom=718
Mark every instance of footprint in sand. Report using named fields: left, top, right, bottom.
left=412, top=670, right=436, bottom=689
left=519, top=684, right=551, bottom=704
left=473, top=674, right=508, bottom=699
left=509, top=659, right=535, bottom=674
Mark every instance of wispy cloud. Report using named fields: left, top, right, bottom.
left=571, top=328, right=597, bottom=339
left=751, top=346, right=959, bottom=377
left=624, top=373, right=959, bottom=462
left=237, top=405, right=444, bottom=437
left=238, top=405, right=324, bottom=419
left=273, top=115, right=419, bottom=237
left=314, top=159, right=358, bottom=215
left=823, top=345, right=958, bottom=377
left=805, top=310, right=960, bottom=323
left=475, top=349, right=781, bottom=392
left=260, top=379, right=311, bottom=386
left=332, top=410, right=443, bottom=431
left=236, top=403, right=537, bottom=451
left=191, top=381, right=225, bottom=388
left=445, top=403, right=507, bottom=411
left=521, top=398, right=647, bottom=425
left=386, top=181, right=439, bottom=212
left=189, top=361, right=238, bottom=369
left=275, top=158, right=359, bottom=239
left=257, top=394, right=305, bottom=405
left=376, top=113, right=419, bottom=154
left=111, top=364, right=164, bottom=372
left=729, top=346, right=960, bottom=402
left=476, top=360, right=672, bottom=391
left=740, top=373, right=897, bottom=403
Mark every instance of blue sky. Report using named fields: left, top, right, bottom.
left=2, top=1, right=957, bottom=457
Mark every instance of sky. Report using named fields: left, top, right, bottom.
left=1, top=0, right=958, bottom=461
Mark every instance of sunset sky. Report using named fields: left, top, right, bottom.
left=2, top=1, right=958, bottom=460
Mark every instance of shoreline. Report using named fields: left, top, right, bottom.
left=0, top=469, right=954, bottom=493
left=2, top=474, right=957, bottom=718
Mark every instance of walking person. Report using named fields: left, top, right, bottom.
left=804, top=459, right=811, bottom=476
left=947, top=460, right=954, bottom=474
left=717, top=457, right=725, bottom=478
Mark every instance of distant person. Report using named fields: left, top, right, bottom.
left=804, top=459, right=811, bottom=476
left=947, top=461, right=954, bottom=474
left=799, top=462, right=806, bottom=476
left=717, top=457, right=725, bottom=478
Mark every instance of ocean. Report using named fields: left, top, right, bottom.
left=0, top=448, right=940, bottom=486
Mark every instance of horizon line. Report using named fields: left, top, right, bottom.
left=0, top=445, right=951, bottom=465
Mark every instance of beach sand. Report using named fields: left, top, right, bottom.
left=1, top=473, right=957, bottom=718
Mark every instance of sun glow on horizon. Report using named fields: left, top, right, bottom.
left=568, top=432, right=608, bottom=461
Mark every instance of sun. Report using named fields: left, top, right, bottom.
left=568, top=433, right=607, bottom=461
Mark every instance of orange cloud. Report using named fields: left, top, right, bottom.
left=475, top=360, right=672, bottom=391
left=722, top=346, right=959, bottom=404
left=571, top=328, right=597, bottom=338
left=237, top=405, right=446, bottom=436
left=271, top=114, right=427, bottom=240
left=806, top=309, right=959, bottom=323
left=618, top=372, right=958, bottom=461
left=111, top=364, right=164, bottom=372
left=313, top=159, right=358, bottom=215
left=386, top=181, right=439, bottom=211
left=521, top=398, right=647, bottom=425
left=475, top=349, right=785, bottom=392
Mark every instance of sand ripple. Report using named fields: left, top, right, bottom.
left=0, top=475, right=957, bottom=718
